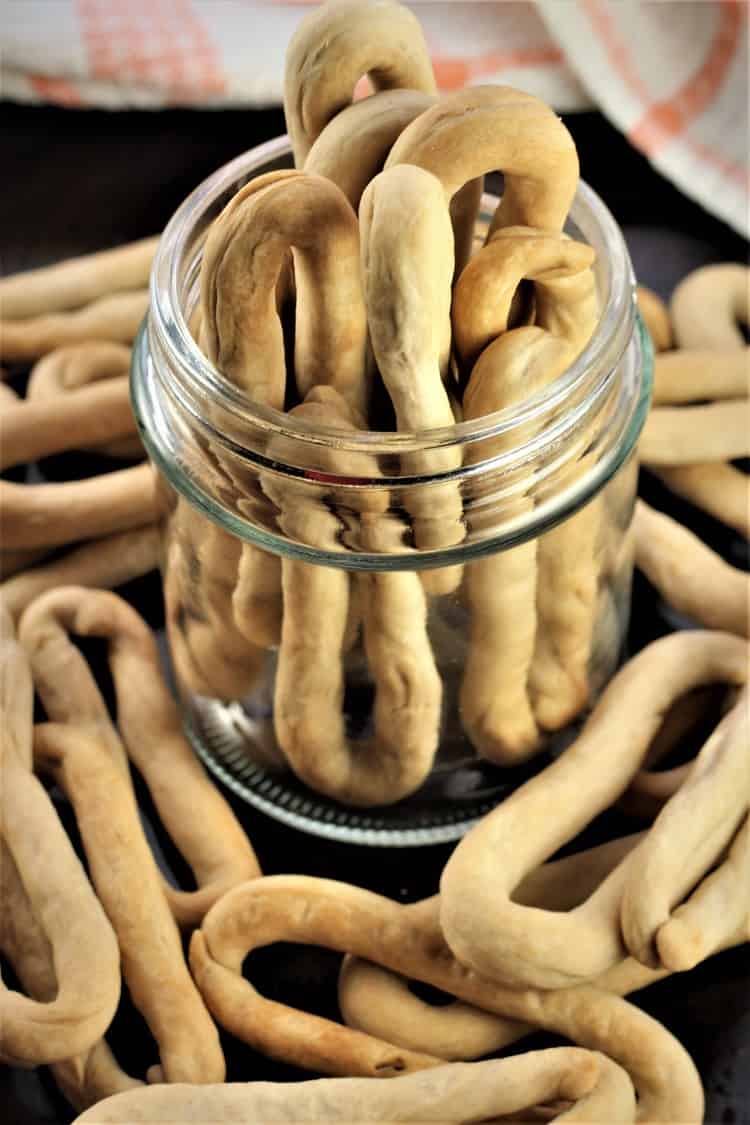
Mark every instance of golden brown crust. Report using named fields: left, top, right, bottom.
left=283, top=0, right=436, bottom=166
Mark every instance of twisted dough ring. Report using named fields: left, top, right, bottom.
left=74, top=1051, right=636, bottom=1124
left=360, top=165, right=463, bottom=594
left=634, top=500, right=749, bottom=636
left=0, top=462, right=159, bottom=551
left=283, top=0, right=436, bottom=167
left=0, top=236, right=157, bottom=319
left=385, top=84, right=579, bottom=269
left=199, top=169, right=368, bottom=664
left=338, top=834, right=747, bottom=1062
left=0, top=603, right=121, bottom=1067
left=453, top=227, right=599, bottom=758
left=305, top=88, right=435, bottom=209
left=670, top=262, right=749, bottom=350
left=26, top=342, right=142, bottom=459
left=20, top=586, right=260, bottom=926
left=0, top=525, right=160, bottom=623
left=621, top=687, right=749, bottom=969
left=440, top=630, right=748, bottom=990
left=189, top=874, right=702, bottom=1122
left=271, top=390, right=442, bottom=806
left=636, top=285, right=673, bottom=351
left=655, top=263, right=749, bottom=530
left=0, top=290, right=149, bottom=362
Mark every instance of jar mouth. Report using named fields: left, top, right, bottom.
left=149, top=134, right=637, bottom=457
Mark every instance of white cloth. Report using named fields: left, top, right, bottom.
left=1, top=1, right=747, bottom=236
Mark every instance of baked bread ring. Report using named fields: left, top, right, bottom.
left=283, top=0, right=436, bottom=166
left=440, top=630, right=748, bottom=989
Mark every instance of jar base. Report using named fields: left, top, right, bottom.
left=185, top=697, right=575, bottom=847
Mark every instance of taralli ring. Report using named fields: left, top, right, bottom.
left=190, top=874, right=703, bottom=1122
left=440, top=630, right=748, bottom=989
left=283, top=0, right=436, bottom=166
left=0, top=604, right=121, bottom=1068
left=670, top=263, right=749, bottom=350
left=360, top=164, right=464, bottom=593
left=0, top=289, right=149, bottom=362
left=26, top=342, right=142, bottom=460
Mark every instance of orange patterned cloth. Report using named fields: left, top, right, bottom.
left=2, top=1, right=747, bottom=235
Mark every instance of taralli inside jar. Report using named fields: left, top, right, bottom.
left=132, top=0, right=651, bottom=838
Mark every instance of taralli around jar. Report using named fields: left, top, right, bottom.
left=636, top=286, right=673, bottom=351
left=190, top=874, right=703, bottom=1122
left=26, top=342, right=142, bottom=459
left=283, top=0, right=436, bottom=167
left=651, top=462, right=750, bottom=538
left=19, top=586, right=261, bottom=926
left=0, top=525, right=160, bottom=622
left=1, top=462, right=160, bottom=551
left=620, top=687, right=749, bottom=969
left=0, top=377, right=135, bottom=471
left=639, top=399, right=750, bottom=465
left=0, top=236, right=158, bottom=319
left=634, top=501, right=749, bottom=636
left=359, top=165, right=463, bottom=592
left=73, top=1050, right=636, bottom=1124
left=651, top=348, right=749, bottom=405
left=0, top=604, right=121, bottom=1068
left=0, top=289, right=149, bottom=362
left=670, top=263, right=749, bottom=350
left=439, top=630, right=748, bottom=990
left=31, top=721, right=226, bottom=1091
left=338, top=839, right=747, bottom=1063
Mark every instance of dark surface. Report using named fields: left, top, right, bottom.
left=1, top=100, right=749, bottom=1125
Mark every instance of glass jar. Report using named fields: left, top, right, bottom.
left=132, top=136, right=652, bottom=846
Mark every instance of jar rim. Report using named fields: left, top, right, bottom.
left=149, top=133, right=637, bottom=457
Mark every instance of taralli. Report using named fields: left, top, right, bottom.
left=639, top=399, right=750, bottom=464
left=0, top=604, right=121, bottom=1068
left=338, top=839, right=747, bottom=1062
left=620, top=688, right=750, bottom=968
left=636, top=285, right=673, bottom=352
left=20, top=585, right=261, bottom=926
left=305, top=89, right=435, bottom=209
left=651, top=462, right=750, bottom=538
left=0, top=525, right=160, bottom=622
left=0, top=289, right=149, bottom=361
left=359, top=165, right=463, bottom=593
left=670, top=263, right=749, bottom=350
left=454, top=226, right=600, bottom=748
left=656, top=813, right=749, bottom=972
left=201, top=169, right=368, bottom=414
left=190, top=874, right=703, bottom=1122
left=283, top=0, right=436, bottom=166
left=460, top=329, right=573, bottom=761
left=440, top=630, right=748, bottom=989
left=0, top=236, right=158, bottom=319
left=651, top=347, right=749, bottom=405
left=27, top=341, right=141, bottom=459
left=32, top=721, right=225, bottom=1088
left=634, top=501, right=749, bottom=636
left=1, top=462, right=160, bottom=550
left=165, top=502, right=267, bottom=701
left=74, top=1051, right=637, bottom=1124
left=385, top=85, right=579, bottom=252
left=0, top=377, right=135, bottom=471
left=272, top=393, right=442, bottom=805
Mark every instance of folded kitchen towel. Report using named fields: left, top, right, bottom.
left=2, top=0, right=747, bottom=236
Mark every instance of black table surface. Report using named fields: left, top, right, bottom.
left=1, top=100, right=749, bottom=1125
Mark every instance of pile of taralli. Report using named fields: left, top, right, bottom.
left=1, top=1, right=748, bottom=1122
